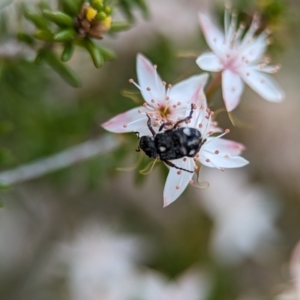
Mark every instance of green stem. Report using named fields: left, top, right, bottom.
left=205, top=72, right=222, bottom=103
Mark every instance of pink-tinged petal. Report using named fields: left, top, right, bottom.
left=169, top=74, right=209, bottom=107
left=200, top=150, right=249, bottom=169
left=290, top=240, right=300, bottom=292
left=204, top=137, right=246, bottom=156
left=222, top=69, right=244, bottom=111
left=163, top=158, right=195, bottom=207
left=136, top=54, right=165, bottom=104
left=196, top=52, right=223, bottom=72
left=240, top=32, right=268, bottom=63
left=101, top=107, right=149, bottom=136
left=241, top=70, right=285, bottom=102
left=198, top=12, right=225, bottom=57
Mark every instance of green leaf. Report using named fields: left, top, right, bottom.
left=135, top=0, right=149, bottom=19
left=23, top=5, right=49, bottom=30
left=118, top=0, right=134, bottom=22
left=61, top=42, right=75, bottom=62
left=42, top=10, right=74, bottom=27
left=60, top=0, right=81, bottom=16
left=17, top=33, right=36, bottom=45
left=43, top=49, right=81, bottom=87
left=34, top=30, right=54, bottom=42
left=110, top=21, right=131, bottom=32
left=98, top=46, right=116, bottom=60
left=83, top=39, right=104, bottom=68
left=54, top=28, right=76, bottom=42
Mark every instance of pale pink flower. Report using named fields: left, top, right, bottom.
left=290, top=240, right=300, bottom=299
left=102, top=53, right=209, bottom=135
left=102, top=54, right=248, bottom=207
left=275, top=240, right=300, bottom=300
left=161, top=105, right=248, bottom=207
left=196, top=7, right=285, bottom=111
left=196, top=169, right=279, bottom=265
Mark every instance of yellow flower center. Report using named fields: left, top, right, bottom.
left=86, top=7, right=97, bottom=21
left=102, top=16, right=112, bottom=29
left=158, top=105, right=170, bottom=120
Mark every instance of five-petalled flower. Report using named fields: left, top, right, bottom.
left=102, top=54, right=209, bottom=135
left=196, top=7, right=285, bottom=111
left=102, top=54, right=249, bottom=206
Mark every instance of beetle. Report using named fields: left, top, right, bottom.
left=135, top=104, right=206, bottom=173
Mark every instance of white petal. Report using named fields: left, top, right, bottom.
left=222, top=69, right=244, bottom=111
left=204, top=137, right=246, bottom=156
left=169, top=74, right=209, bottom=108
left=241, top=70, right=285, bottom=102
left=163, top=158, right=194, bottom=207
left=200, top=138, right=249, bottom=169
left=136, top=54, right=165, bottom=104
left=200, top=151, right=249, bottom=169
left=196, top=52, right=223, bottom=72
left=101, top=107, right=150, bottom=136
left=241, top=32, right=268, bottom=63
left=198, top=12, right=225, bottom=57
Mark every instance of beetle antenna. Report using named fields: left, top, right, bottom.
left=139, top=158, right=158, bottom=175
left=117, top=152, right=143, bottom=172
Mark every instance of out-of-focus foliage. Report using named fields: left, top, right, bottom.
left=0, top=0, right=300, bottom=300
left=0, top=0, right=146, bottom=86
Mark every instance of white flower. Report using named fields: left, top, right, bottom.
left=196, top=7, right=285, bottom=111
left=102, top=53, right=209, bottom=135
left=53, top=222, right=211, bottom=300
left=275, top=240, right=300, bottom=300
left=137, top=267, right=210, bottom=300
left=196, top=169, right=279, bottom=265
left=56, top=223, right=144, bottom=300
left=162, top=104, right=248, bottom=207
left=290, top=240, right=300, bottom=299
left=102, top=53, right=248, bottom=207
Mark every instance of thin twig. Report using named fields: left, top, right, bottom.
left=0, top=135, right=121, bottom=185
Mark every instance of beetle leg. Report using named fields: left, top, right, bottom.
left=164, top=160, right=193, bottom=173
left=200, top=138, right=207, bottom=148
left=146, top=114, right=156, bottom=137
left=173, top=104, right=194, bottom=129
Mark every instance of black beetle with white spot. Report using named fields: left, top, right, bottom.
left=135, top=104, right=207, bottom=173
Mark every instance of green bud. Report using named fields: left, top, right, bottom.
left=104, top=6, right=112, bottom=15
left=42, top=10, right=74, bottom=27
left=110, top=22, right=131, bottom=32
left=54, top=29, right=76, bottom=42
left=84, top=39, right=104, bottom=68
left=96, top=11, right=107, bottom=21
left=61, top=42, right=75, bottom=62
left=92, top=0, right=104, bottom=11
left=34, top=30, right=54, bottom=42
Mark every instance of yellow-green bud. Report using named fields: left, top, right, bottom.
left=96, top=11, right=107, bottom=21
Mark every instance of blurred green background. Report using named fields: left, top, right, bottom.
left=0, top=0, right=300, bottom=299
